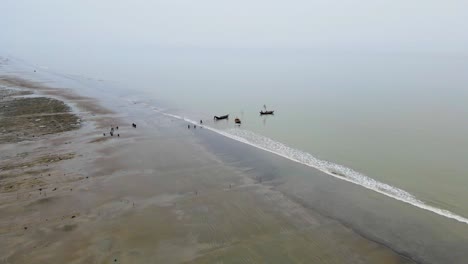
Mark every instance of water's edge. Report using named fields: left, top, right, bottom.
left=153, top=109, right=468, bottom=225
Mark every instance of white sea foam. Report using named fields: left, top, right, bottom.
left=156, top=110, right=468, bottom=225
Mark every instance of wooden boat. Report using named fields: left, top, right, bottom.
left=214, top=114, right=229, bottom=120
left=260, top=110, right=274, bottom=115
left=260, top=105, right=274, bottom=115
left=234, top=118, right=241, bottom=124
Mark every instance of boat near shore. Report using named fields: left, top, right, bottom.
left=260, top=110, right=274, bottom=115
left=260, top=104, right=274, bottom=115
left=214, top=114, right=229, bottom=120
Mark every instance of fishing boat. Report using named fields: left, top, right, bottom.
left=214, top=114, right=229, bottom=120
left=260, top=110, right=274, bottom=115
left=260, top=104, right=274, bottom=115
left=234, top=118, right=241, bottom=124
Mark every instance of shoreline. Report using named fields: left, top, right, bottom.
left=161, top=111, right=468, bottom=225
left=0, top=64, right=466, bottom=263
left=0, top=73, right=415, bottom=263
left=195, top=119, right=468, bottom=263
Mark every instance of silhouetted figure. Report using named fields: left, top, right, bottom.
left=132, top=123, right=137, bottom=128
left=194, top=125, right=197, bottom=129
left=103, top=133, right=106, bottom=136
left=188, top=124, right=191, bottom=129
left=116, top=126, right=119, bottom=130
left=110, top=131, right=114, bottom=136
left=111, top=127, right=114, bottom=132
left=117, top=134, right=120, bottom=137
left=200, top=120, right=203, bottom=124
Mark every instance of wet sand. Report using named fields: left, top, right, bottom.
left=198, top=128, right=468, bottom=263
left=0, top=74, right=420, bottom=263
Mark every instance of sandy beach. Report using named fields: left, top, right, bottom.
left=0, top=72, right=421, bottom=264
left=3, top=0, right=468, bottom=262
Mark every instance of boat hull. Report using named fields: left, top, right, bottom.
left=214, top=114, right=229, bottom=120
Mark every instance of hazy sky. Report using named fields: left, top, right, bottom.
left=2, top=0, right=468, bottom=55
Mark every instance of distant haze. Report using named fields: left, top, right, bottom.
left=2, top=0, right=468, bottom=58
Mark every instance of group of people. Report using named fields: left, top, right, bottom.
left=102, top=123, right=137, bottom=137
left=187, top=120, right=204, bottom=129
left=104, top=126, right=119, bottom=137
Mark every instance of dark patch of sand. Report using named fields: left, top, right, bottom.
left=0, top=153, right=75, bottom=172
left=0, top=76, right=113, bottom=115
left=0, top=90, right=80, bottom=143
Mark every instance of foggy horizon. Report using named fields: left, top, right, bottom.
left=2, top=0, right=468, bottom=57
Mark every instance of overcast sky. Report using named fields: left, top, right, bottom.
left=2, top=0, right=468, bottom=55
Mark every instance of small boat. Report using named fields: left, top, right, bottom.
left=214, top=114, right=229, bottom=120
left=260, top=104, right=274, bottom=115
left=260, top=110, right=274, bottom=115
left=234, top=118, right=241, bottom=124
